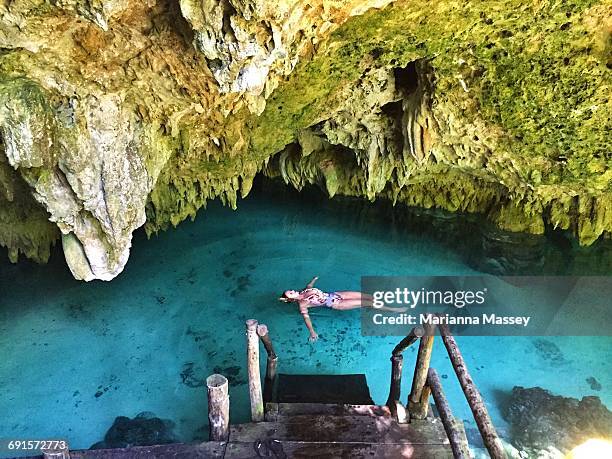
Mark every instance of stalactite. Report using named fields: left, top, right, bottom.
left=0, top=0, right=610, bottom=279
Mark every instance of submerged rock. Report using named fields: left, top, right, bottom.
left=91, top=412, right=177, bottom=449
left=180, top=361, right=206, bottom=388
left=586, top=376, right=602, bottom=391
left=503, top=386, right=612, bottom=455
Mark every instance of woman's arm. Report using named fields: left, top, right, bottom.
left=306, top=276, right=319, bottom=288
left=299, top=305, right=319, bottom=342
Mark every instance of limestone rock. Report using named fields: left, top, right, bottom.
left=0, top=81, right=158, bottom=280
left=179, top=0, right=393, bottom=112
left=91, top=412, right=177, bottom=449
left=503, top=386, right=612, bottom=456
left=0, top=0, right=610, bottom=280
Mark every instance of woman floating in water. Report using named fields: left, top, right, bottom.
left=279, top=276, right=407, bottom=342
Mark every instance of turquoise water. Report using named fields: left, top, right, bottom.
left=1, top=179, right=610, bottom=455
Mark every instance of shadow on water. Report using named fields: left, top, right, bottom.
left=251, top=178, right=612, bottom=277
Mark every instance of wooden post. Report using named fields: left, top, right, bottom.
left=256, top=324, right=277, bottom=358
left=438, top=323, right=507, bottom=459
left=246, top=319, right=264, bottom=422
left=257, top=324, right=278, bottom=380
left=391, top=327, right=420, bottom=356
left=206, top=373, right=229, bottom=441
left=386, top=353, right=404, bottom=408
left=408, top=323, right=435, bottom=420
left=257, top=324, right=278, bottom=403
left=427, top=368, right=471, bottom=459
left=386, top=354, right=407, bottom=423
left=385, top=327, right=420, bottom=422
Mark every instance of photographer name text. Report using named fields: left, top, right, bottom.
left=372, top=312, right=532, bottom=327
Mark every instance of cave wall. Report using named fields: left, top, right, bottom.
left=0, top=0, right=610, bottom=280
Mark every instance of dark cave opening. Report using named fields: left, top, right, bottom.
left=393, top=61, right=419, bottom=95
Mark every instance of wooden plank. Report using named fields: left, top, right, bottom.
left=49, top=442, right=227, bottom=459
left=265, top=403, right=391, bottom=420
left=230, top=415, right=450, bottom=445
left=11, top=438, right=453, bottom=459
left=43, top=451, right=69, bottom=459
left=225, top=441, right=453, bottom=458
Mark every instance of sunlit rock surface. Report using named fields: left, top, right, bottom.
left=179, top=0, right=393, bottom=112
left=504, top=386, right=612, bottom=457
left=0, top=0, right=610, bottom=279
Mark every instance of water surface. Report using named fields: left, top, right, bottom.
left=1, top=179, right=610, bottom=455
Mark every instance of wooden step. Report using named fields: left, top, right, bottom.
left=230, top=414, right=450, bottom=445
left=276, top=374, right=373, bottom=404
left=265, top=402, right=392, bottom=420
left=225, top=440, right=454, bottom=458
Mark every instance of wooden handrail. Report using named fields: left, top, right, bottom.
left=408, top=323, right=435, bottom=420
left=427, top=368, right=470, bottom=459
left=391, top=327, right=421, bottom=356
left=256, top=323, right=278, bottom=403
left=437, top=323, right=506, bottom=459
left=388, top=324, right=507, bottom=459
left=385, top=327, right=420, bottom=422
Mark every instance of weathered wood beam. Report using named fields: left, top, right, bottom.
left=391, top=327, right=420, bottom=356
left=438, top=323, right=507, bottom=459
left=386, top=354, right=404, bottom=409
left=408, top=324, right=435, bottom=420
left=206, top=373, right=230, bottom=441
left=427, top=368, right=471, bottom=459
left=246, top=319, right=264, bottom=421
left=257, top=323, right=278, bottom=380
left=257, top=323, right=278, bottom=403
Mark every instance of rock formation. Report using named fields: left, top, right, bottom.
left=503, top=386, right=612, bottom=456
left=91, top=412, right=177, bottom=449
left=0, top=1, right=610, bottom=280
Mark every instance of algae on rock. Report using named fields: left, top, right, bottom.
left=0, top=0, right=610, bottom=279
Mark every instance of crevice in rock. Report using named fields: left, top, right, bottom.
left=380, top=100, right=403, bottom=120
left=393, top=60, right=419, bottom=95
left=221, top=1, right=238, bottom=43
left=147, top=0, right=195, bottom=49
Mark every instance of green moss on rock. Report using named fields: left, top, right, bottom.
left=0, top=0, right=611, bottom=273
left=0, top=151, right=59, bottom=262
left=248, top=0, right=612, bottom=245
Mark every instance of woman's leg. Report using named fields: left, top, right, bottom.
left=331, top=299, right=365, bottom=310
left=336, top=291, right=374, bottom=301
left=333, top=298, right=407, bottom=312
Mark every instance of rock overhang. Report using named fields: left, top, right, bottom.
left=0, top=0, right=610, bottom=280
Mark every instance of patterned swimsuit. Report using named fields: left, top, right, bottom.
left=300, top=288, right=342, bottom=308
